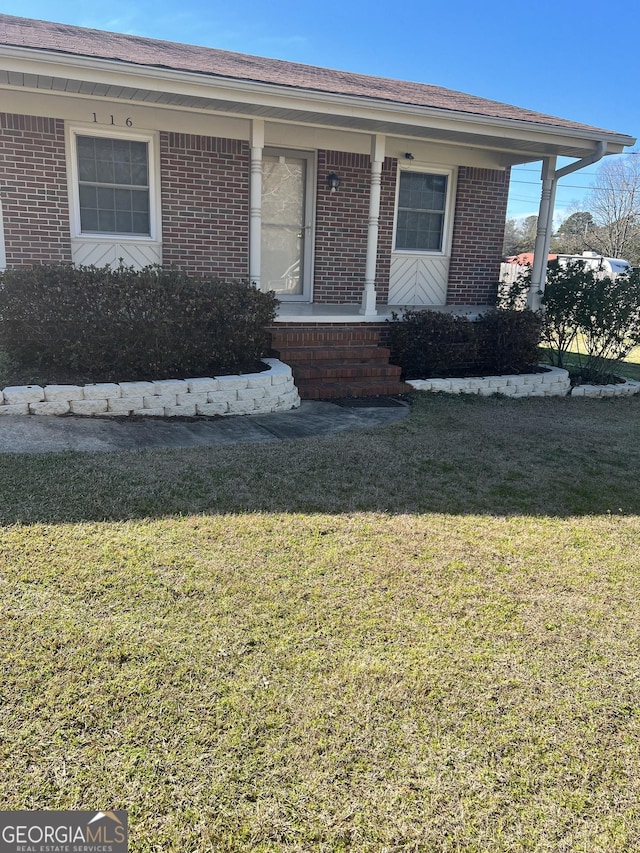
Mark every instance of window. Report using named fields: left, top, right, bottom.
left=395, top=171, right=448, bottom=252
left=75, top=134, right=151, bottom=236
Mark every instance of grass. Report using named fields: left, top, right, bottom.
left=2, top=393, right=640, bottom=851
left=541, top=343, right=640, bottom=382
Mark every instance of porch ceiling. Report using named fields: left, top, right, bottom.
left=0, top=65, right=626, bottom=164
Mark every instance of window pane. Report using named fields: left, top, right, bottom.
left=97, top=186, right=115, bottom=212
left=115, top=211, right=131, bottom=233
left=93, top=137, right=114, bottom=159
left=114, top=160, right=132, bottom=184
left=396, top=171, right=447, bottom=252
left=396, top=211, right=444, bottom=251
left=77, top=137, right=95, bottom=179
left=131, top=164, right=148, bottom=186
left=132, top=190, right=148, bottom=212
left=96, top=157, right=115, bottom=184
left=132, top=211, right=151, bottom=234
left=77, top=135, right=151, bottom=235
left=98, top=209, right=116, bottom=232
left=78, top=184, right=97, bottom=211
left=114, top=188, right=133, bottom=212
left=79, top=207, right=99, bottom=232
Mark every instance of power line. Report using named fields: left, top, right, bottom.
left=510, top=179, right=610, bottom=190
left=512, top=167, right=599, bottom=178
left=511, top=151, right=639, bottom=179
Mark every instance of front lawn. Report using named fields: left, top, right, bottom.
left=541, top=344, right=640, bottom=383
left=2, top=393, right=640, bottom=851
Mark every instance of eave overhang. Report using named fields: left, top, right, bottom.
left=0, top=44, right=635, bottom=165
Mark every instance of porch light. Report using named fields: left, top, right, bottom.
left=327, top=172, right=341, bottom=193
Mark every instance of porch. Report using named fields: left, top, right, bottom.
left=270, top=302, right=493, bottom=400
left=274, top=302, right=492, bottom=323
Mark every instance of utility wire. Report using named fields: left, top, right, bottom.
left=510, top=179, right=612, bottom=190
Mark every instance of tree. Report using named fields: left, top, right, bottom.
left=519, top=215, right=539, bottom=254
left=503, top=218, right=523, bottom=257
left=552, top=211, right=595, bottom=255
left=584, top=155, right=640, bottom=263
left=502, top=215, right=538, bottom=257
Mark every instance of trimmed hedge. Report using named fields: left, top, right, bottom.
left=388, top=308, right=542, bottom=379
left=474, top=308, right=542, bottom=376
left=0, top=264, right=278, bottom=382
left=386, top=310, right=477, bottom=379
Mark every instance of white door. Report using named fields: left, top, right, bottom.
left=261, top=151, right=314, bottom=301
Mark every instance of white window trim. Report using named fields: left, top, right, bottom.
left=66, top=124, right=162, bottom=243
left=392, top=163, right=457, bottom=257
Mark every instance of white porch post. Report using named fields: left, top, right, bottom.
left=528, top=143, right=608, bottom=311
left=249, top=119, right=264, bottom=290
left=360, top=133, right=386, bottom=317
left=528, top=156, right=557, bottom=311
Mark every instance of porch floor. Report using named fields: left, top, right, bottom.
left=275, top=303, right=493, bottom=323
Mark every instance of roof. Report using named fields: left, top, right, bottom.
left=0, top=13, right=633, bottom=144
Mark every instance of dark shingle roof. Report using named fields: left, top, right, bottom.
left=0, top=13, right=629, bottom=138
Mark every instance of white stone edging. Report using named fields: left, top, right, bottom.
left=407, top=365, right=640, bottom=398
left=570, top=377, right=640, bottom=397
left=0, top=358, right=300, bottom=417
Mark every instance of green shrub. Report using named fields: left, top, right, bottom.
left=387, top=308, right=541, bottom=379
left=475, top=308, right=542, bottom=375
left=387, top=310, right=477, bottom=379
left=500, top=260, right=640, bottom=382
left=0, top=264, right=278, bottom=382
left=572, top=267, right=640, bottom=382
left=537, top=260, right=586, bottom=370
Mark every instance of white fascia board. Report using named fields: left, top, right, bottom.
left=0, top=45, right=635, bottom=154
left=0, top=78, right=596, bottom=166
left=0, top=84, right=515, bottom=170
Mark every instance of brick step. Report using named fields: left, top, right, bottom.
left=269, top=322, right=407, bottom=400
left=292, top=361, right=403, bottom=381
left=296, top=378, right=411, bottom=400
left=272, top=345, right=392, bottom=363
left=270, top=327, right=381, bottom=348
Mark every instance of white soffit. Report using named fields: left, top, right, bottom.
left=0, top=49, right=633, bottom=161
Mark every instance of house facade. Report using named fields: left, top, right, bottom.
left=0, top=13, right=634, bottom=329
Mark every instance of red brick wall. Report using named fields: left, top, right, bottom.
left=314, top=151, right=396, bottom=304
left=160, top=133, right=249, bottom=277
left=0, top=114, right=72, bottom=266
left=0, top=115, right=511, bottom=312
left=447, top=166, right=510, bottom=304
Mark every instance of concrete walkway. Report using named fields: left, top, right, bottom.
left=0, top=399, right=410, bottom=454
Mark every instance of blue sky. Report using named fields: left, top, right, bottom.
left=4, top=0, right=639, bottom=223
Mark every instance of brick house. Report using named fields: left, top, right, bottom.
left=0, top=14, right=635, bottom=397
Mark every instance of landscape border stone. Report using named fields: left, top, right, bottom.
left=0, top=359, right=300, bottom=417
left=407, top=366, right=640, bottom=398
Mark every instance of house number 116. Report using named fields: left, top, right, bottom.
left=92, top=113, right=133, bottom=127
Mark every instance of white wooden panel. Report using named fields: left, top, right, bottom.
left=71, top=241, right=162, bottom=269
left=388, top=255, right=449, bottom=305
